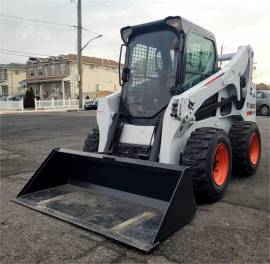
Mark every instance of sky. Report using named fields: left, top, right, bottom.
left=0, top=0, right=269, bottom=83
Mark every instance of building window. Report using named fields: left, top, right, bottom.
left=15, top=70, right=19, bottom=75
left=46, top=65, right=50, bottom=76
left=89, top=64, right=94, bottom=69
left=0, top=69, right=7, bottom=80
left=29, top=67, right=35, bottom=77
left=95, top=84, right=101, bottom=92
left=48, top=64, right=56, bottom=76
left=93, top=65, right=100, bottom=72
left=59, top=63, right=66, bottom=75
left=38, top=66, right=43, bottom=76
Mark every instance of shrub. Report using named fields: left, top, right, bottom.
left=23, top=88, right=35, bottom=108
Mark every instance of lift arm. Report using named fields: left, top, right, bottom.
left=172, top=45, right=255, bottom=128
left=159, top=45, right=256, bottom=164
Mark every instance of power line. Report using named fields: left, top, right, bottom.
left=124, top=1, right=155, bottom=20
left=2, top=44, right=72, bottom=55
left=106, top=1, right=149, bottom=21
left=0, top=19, right=77, bottom=33
left=0, top=51, right=37, bottom=58
left=0, top=14, right=76, bottom=28
left=0, top=14, right=101, bottom=35
left=82, top=27, right=102, bottom=36
left=0, top=49, right=53, bottom=57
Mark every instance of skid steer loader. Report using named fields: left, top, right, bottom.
left=15, top=16, right=261, bottom=251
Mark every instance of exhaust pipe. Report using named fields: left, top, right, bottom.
left=15, top=148, right=196, bottom=251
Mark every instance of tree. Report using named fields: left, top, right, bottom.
left=23, top=87, right=35, bottom=108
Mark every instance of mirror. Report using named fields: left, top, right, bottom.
left=119, top=44, right=129, bottom=86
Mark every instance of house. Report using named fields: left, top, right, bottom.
left=21, top=54, right=120, bottom=100
left=0, top=63, right=26, bottom=96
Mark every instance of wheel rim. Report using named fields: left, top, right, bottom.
left=261, top=106, right=269, bottom=116
left=249, top=132, right=260, bottom=165
left=212, top=143, right=230, bottom=186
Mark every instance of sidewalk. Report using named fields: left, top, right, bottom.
left=0, top=109, right=96, bottom=115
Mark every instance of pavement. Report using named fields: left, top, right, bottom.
left=0, top=111, right=269, bottom=264
left=0, top=108, right=81, bottom=115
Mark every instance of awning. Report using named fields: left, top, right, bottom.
left=20, top=76, right=70, bottom=84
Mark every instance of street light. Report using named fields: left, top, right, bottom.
left=77, top=33, right=102, bottom=109
left=81, top=34, right=103, bottom=51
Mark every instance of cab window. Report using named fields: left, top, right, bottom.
left=182, top=33, right=215, bottom=91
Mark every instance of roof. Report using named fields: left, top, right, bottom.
left=26, top=54, right=119, bottom=68
left=0, top=63, right=26, bottom=70
left=65, top=54, right=119, bottom=68
left=20, top=76, right=69, bottom=84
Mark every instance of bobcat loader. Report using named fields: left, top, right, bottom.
left=15, top=16, right=261, bottom=251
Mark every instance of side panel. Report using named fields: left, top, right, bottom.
left=160, top=107, right=233, bottom=165
left=97, top=91, right=120, bottom=152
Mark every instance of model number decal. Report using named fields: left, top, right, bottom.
left=246, top=102, right=255, bottom=109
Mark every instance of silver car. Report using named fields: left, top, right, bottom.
left=256, top=90, right=270, bottom=116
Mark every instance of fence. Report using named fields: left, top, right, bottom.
left=35, top=98, right=92, bottom=110
left=0, top=98, right=93, bottom=112
left=0, top=100, right=24, bottom=111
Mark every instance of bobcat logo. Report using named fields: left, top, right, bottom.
left=188, top=100, right=195, bottom=110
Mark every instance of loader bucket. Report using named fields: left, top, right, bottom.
left=15, top=148, right=196, bottom=252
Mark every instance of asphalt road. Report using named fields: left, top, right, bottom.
left=0, top=111, right=269, bottom=264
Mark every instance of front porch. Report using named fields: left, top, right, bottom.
left=21, top=77, right=71, bottom=100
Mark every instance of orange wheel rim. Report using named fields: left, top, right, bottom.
left=249, top=132, right=260, bottom=165
left=212, top=143, right=229, bottom=186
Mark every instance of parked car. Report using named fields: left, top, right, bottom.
left=256, top=90, right=270, bottom=116
left=0, top=94, right=24, bottom=101
left=84, top=99, right=98, bottom=110
left=13, top=94, right=25, bottom=101
left=0, top=96, right=7, bottom=101
left=6, top=96, right=15, bottom=101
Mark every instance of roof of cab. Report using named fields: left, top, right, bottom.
left=180, top=16, right=215, bottom=41
left=121, top=16, right=216, bottom=43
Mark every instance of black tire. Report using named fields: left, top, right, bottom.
left=83, top=128, right=99, bottom=152
left=259, top=105, right=270, bottom=116
left=182, top=128, right=232, bottom=203
left=229, top=121, right=261, bottom=176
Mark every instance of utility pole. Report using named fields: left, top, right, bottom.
left=220, top=42, right=224, bottom=68
left=77, top=0, right=83, bottom=109
left=220, top=43, right=224, bottom=55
